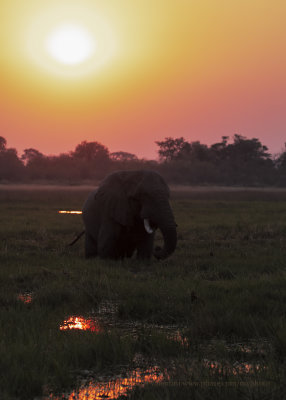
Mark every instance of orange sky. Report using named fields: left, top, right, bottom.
left=1, top=0, right=286, bottom=159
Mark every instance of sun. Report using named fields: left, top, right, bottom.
left=24, top=4, right=117, bottom=78
left=46, top=24, right=96, bottom=65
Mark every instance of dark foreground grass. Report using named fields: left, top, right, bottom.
left=0, top=187, right=286, bottom=399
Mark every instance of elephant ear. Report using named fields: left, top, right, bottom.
left=96, top=174, right=129, bottom=226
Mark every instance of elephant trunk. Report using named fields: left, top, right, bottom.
left=154, top=224, right=177, bottom=260
left=153, top=198, right=177, bottom=259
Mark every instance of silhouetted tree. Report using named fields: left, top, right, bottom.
left=20, top=148, right=46, bottom=180
left=183, top=141, right=211, bottom=162
left=0, top=138, right=24, bottom=180
left=156, top=137, right=212, bottom=163
left=156, top=135, right=276, bottom=185
left=156, top=138, right=216, bottom=184
left=230, top=134, right=270, bottom=161
left=42, top=154, right=81, bottom=181
left=0, top=135, right=282, bottom=185
left=72, top=141, right=111, bottom=179
left=273, top=144, right=286, bottom=168
left=73, top=141, right=109, bottom=162
left=223, top=135, right=273, bottom=184
left=0, top=136, right=7, bottom=151
left=21, top=148, right=44, bottom=165
left=156, top=137, right=189, bottom=162
left=274, top=144, right=286, bottom=185
left=110, top=151, right=138, bottom=162
left=210, top=136, right=229, bottom=164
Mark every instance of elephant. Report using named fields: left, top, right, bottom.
left=82, top=170, right=177, bottom=260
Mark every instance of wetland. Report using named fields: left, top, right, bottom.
left=1, top=186, right=286, bottom=399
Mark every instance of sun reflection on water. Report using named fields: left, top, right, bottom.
left=17, top=295, right=265, bottom=397
left=47, top=366, right=165, bottom=400
left=60, top=316, right=102, bottom=332
left=18, top=293, right=33, bottom=304
left=171, top=331, right=188, bottom=347
left=58, top=210, right=82, bottom=214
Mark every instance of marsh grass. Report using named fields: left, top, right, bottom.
left=0, top=187, right=286, bottom=398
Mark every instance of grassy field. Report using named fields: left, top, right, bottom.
left=1, top=186, right=286, bottom=399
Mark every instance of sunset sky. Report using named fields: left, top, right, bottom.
left=1, top=0, right=285, bottom=159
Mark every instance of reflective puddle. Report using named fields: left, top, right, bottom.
left=59, top=313, right=189, bottom=347
left=17, top=292, right=33, bottom=304
left=58, top=210, right=82, bottom=214
left=167, top=330, right=188, bottom=347
left=18, top=296, right=267, bottom=398
left=45, top=357, right=266, bottom=400
left=60, top=316, right=102, bottom=333
left=45, top=366, right=165, bottom=400
left=205, top=359, right=265, bottom=375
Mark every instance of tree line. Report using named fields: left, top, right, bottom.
left=1, top=134, right=286, bottom=185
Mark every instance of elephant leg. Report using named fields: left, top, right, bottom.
left=136, top=232, right=155, bottom=259
left=85, top=232, right=98, bottom=259
left=97, top=222, right=122, bottom=259
left=124, top=243, right=136, bottom=258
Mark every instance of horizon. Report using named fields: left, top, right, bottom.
left=2, top=133, right=285, bottom=161
left=3, top=132, right=286, bottom=161
left=1, top=0, right=285, bottom=159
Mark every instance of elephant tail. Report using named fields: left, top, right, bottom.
left=68, top=230, right=85, bottom=246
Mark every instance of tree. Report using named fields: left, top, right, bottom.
left=210, top=136, right=229, bottom=164
left=186, top=141, right=210, bottom=162
left=20, top=148, right=47, bottom=179
left=155, top=137, right=189, bottom=162
left=0, top=144, right=24, bottom=181
left=73, top=141, right=109, bottom=163
left=71, top=141, right=111, bottom=179
left=21, top=148, right=44, bottom=165
left=0, top=136, right=7, bottom=151
left=210, top=135, right=274, bottom=185
left=41, top=154, right=81, bottom=181
left=110, top=151, right=138, bottom=162
left=230, top=134, right=271, bottom=162
left=275, top=143, right=286, bottom=169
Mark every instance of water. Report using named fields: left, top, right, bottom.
left=18, top=294, right=268, bottom=398
left=60, top=316, right=102, bottom=333
left=17, top=292, right=33, bottom=304
left=58, top=210, right=82, bottom=214
left=44, top=366, right=166, bottom=400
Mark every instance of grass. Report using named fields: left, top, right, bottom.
left=0, top=186, right=286, bottom=399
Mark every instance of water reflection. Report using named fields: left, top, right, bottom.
left=205, top=359, right=264, bottom=375
left=170, top=331, right=188, bottom=347
left=60, top=316, right=102, bottom=333
left=58, top=211, right=82, bottom=214
left=201, top=339, right=269, bottom=356
left=18, top=293, right=32, bottom=304
left=47, top=366, right=165, bottom=400
left=46, top=355, right=264, bottom=400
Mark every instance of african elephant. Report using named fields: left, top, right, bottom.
left=82, top=170, right=177, bottom=260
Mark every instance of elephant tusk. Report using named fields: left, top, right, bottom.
left=144, top=219, right=154, bottom=234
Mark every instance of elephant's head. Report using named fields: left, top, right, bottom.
left=97, top=170, right=177, bottom=259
